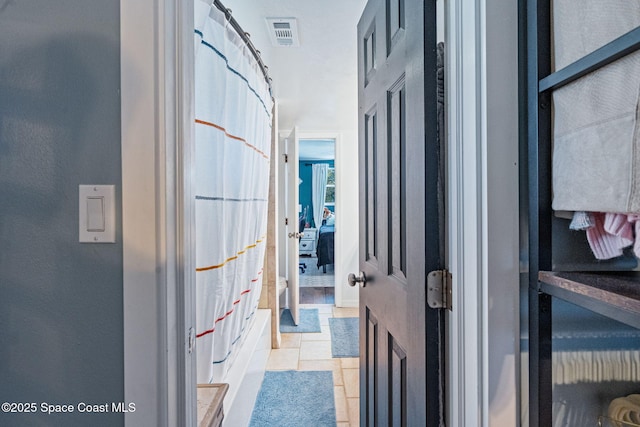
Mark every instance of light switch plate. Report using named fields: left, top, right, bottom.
left=79, top=185, right=116, bottom=243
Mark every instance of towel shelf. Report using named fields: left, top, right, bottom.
left=527, top=0, right=640, bottom=424
left=538, top=271, right=640, bottom=329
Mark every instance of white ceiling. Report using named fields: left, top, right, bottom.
left=221, top=0, right=368, bottom=132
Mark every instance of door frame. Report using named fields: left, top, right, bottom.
left=288, top=130, right=360, bottom=308
left=286, top=127, right=301, bottom=324
left=121, top=0, right=196, bottom=426
left=445, top=0, right=520, bottom=425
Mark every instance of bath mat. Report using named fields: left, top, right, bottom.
left=279, top=308, right=321, bottom=333
left=329, top=317, right=359, bottom=357
left=249, top=370, right=336, bottom=427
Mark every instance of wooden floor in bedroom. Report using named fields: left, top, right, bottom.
left=265, top=304, right=360, bottom=427
left=300, top=287, right=335, bottom=304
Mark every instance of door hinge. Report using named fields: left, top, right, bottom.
left=285, top=217, right=288, bottom=225
left=284, top=154, right=288, bottom=163
left=427, top=270, right=452, bottom=311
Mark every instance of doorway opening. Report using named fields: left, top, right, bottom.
left=297, top=138, right=336, bottom=305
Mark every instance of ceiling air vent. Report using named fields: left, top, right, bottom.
left=265, top=18, right=300, bottom=47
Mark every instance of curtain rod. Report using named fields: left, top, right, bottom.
left=212, top=0, right=273, bottom=94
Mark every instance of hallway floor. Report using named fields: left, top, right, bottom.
left=265, top=304, right=360, bottom=426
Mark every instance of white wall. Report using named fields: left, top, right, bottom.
left=334, top=130, right=360, bottom=307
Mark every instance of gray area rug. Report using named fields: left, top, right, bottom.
left=299, top=272, right=335, bottom=287
left=279, top=308, right=321, bottom=333
left=299, top=256, right=334, bottom=288
left=249, top=370, right=336, bottom=427
left=329, top=317, right=359, bottom=357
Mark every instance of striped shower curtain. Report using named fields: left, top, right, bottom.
left=194, top=0, right=273, bottom=384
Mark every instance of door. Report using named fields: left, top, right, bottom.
left=286, top=127, right=301, bottom=325
left=357, top=0, right=444, bottom=425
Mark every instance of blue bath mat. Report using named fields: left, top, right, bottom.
left=249, top=370, right=336, bottom=427
left=279, top=308, right=321, bottom=333
left=329, top=317, right=359, bottom=357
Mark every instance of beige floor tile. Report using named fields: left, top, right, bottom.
left=301, top=330, right=332, bottom=341
left=279, top=333, right=302, bottom=348
left=347, top=398, right=360, bottom=426
left=334, top=386, right=349, bottom=422
left=337, top=423, right=350, bottom=427
left=301, top=303, right=334, bottom=314
left=298, top=359, right=343, bottom=386
left=299, top=340, right=332, bottom=360
left=332, top=307, right=359, bottom=318
left=265, top=348, right=299, bottom=370
left=319, top=314, right=331, bottom=326
left=341, top=357, right=359, bottom=369
left=343, top=368, right=360, bottom=398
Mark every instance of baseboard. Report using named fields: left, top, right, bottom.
left=336, top=298, right=359, bottom=308
left=222, top=309, right=271, bottom=427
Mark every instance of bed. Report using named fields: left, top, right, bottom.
left=316, top=223, right=334, bottom=273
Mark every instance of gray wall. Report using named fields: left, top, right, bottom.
left=0, top=1, right=124, bottom=426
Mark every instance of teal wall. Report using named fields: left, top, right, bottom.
left=299, top=160, right=334, bottom=228
left=0, top=1, right=124, bottom=425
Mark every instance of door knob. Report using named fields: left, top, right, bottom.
left=288, top=232, right=303, bottom=239
left=348, top=271, right=367, bottom=287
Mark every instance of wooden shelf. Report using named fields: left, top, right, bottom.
left=538, top=271, right=640, bottom=330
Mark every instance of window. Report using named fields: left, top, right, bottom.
left=325, top=167, right=335, bottom=207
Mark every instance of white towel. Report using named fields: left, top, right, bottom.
left=609, top=395, right=640, bottom=425
left=551, top=0, right=640, bottom=213
left=552, top=350, right=640, bottom=385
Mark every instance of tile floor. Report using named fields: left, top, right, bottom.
left=265, top=304, right=360, bottom=427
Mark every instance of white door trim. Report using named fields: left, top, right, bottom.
left=446, top=0, right=520, bottom=425
left=121, top=1, right=196, bottom=426
left=286, top=127, right=301, bottom=324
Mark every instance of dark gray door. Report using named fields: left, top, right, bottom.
left=357, top=0, right=444, bottom=425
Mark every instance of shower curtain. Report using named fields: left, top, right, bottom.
left=194, top=0, right=273, bottom=384
left=312, top=164, right=328, bottom=229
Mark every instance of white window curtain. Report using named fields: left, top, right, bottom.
left=194, top=0, right=273, bottom=384
left=312, top=163, right=328, bottom=229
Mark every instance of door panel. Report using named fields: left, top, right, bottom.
left=388, top=78, right=406, bottom=279
left=286, top=127, right=300, bottom=325
left=357, top=0, right=443, bottom=425
left=365, top=310, right=378, bottom=425
left=365, top=110, right=378, bottom=266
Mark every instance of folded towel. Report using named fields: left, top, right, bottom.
left=553, top=0, right=640, bottom=71
left=582, top=212, right=640, bottom=260
left=609, top=395, right=640, bottom=425
left=570, top=211, right=595, bottom=230
left=586, top=213, right=629, bottom=260
left=551, top=0, right=640, bottom=213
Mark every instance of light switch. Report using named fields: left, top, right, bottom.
left=86, top=197, right=105, bottom=231
left=79, top=185, right=115, bottom=243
